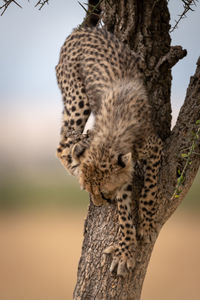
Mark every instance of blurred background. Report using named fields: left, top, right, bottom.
left=0, top=0, right=199, bottom=299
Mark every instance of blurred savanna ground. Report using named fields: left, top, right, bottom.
left=0, top=161, right=199, bottom=300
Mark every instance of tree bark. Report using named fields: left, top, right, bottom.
left=73, top=1, right=200, bottom=299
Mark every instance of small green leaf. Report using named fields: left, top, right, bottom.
left=196, top=120, right=200, bottom=125
left=176, top=188, right=182, bottom=194
left=177, top=176, right=184, bottom=184
left=181, top=153, right=188, bottom=158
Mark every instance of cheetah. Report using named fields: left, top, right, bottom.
left=56, top=28, right=163, bottom=276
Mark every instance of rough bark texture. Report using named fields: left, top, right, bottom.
left=73, top=1, right=200, bottom=299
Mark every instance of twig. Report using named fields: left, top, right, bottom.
left=0, top=0, right=49, bottom=15
left=170, top=0, right=198, bottom=33
left=35, top=0, right=49, bottom=10
left=0, top=0, right=22, bottom=16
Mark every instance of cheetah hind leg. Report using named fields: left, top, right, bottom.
left=138, top=134, right=163, bottom=243
left=102, top=182, right=137, bottom=277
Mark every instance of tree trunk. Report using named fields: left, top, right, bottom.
left=73, top=0, right=200, bottom=299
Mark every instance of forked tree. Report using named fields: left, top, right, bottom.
left=1, top=0, right=198, bottom=299
left=72, top=0, right=200, bottom=299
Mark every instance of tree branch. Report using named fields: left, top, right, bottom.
left=159, top=57, right=200, bottom=222
left=154, top=46, right=187, bottom=76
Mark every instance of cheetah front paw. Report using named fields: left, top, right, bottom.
left=138, top=220, right=158, bottom=243
left=102, top=243, right=136, bottom=277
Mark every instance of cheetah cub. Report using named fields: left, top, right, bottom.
left=56, top=28, right=163, bottom=276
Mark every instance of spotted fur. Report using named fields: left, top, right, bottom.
left=56, top=28, right=163, bottom=276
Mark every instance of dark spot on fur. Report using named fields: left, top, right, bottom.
left=67, top=155, right=72, bottom=164
left=79, top=101, right=84, bottom=108
left=153, top=161, right=160, bottom=167
left=126, top=185, right=132, bottom=191
left=76, top=118, right=82, bottom=126
left=145, top=178, right=152, bottom=183
left=125, top=223, right=131, bottom=228
left=119, top=242, right=125, bottom=246
left=153, top=146, right=158, bottom=153
left=149, top=184, right=156, bottom=189
left=83, top=109, right=90, bottom=115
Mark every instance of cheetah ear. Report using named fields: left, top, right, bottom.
left=72, top=143, right=87, bottom=162
left=117, top=153, right=132, bottom=168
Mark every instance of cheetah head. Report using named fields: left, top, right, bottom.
left=72, top=143, right=133, bottom=206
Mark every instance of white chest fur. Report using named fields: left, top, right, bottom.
left=83, top=112, right=95, bottom=134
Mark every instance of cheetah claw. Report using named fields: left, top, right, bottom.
left=59, top=147, right=81, bottom=177
left=103, top=244, right=136, bottom=277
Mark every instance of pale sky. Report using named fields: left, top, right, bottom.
left=0, top=0, right=200, bottom=169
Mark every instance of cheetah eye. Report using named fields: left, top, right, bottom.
left=118, top=154, right=125, bottom=168
left=117, top=152, right=132, bottom=168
